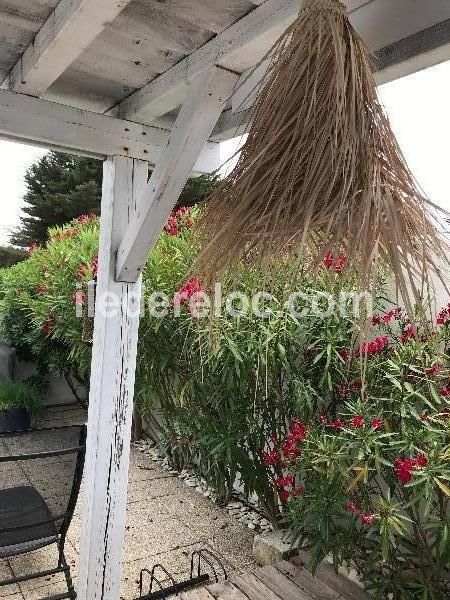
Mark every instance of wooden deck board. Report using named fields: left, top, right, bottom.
left=255, top=565, right=313, bottom=600
left=207, top=580, right=251, bottom=600
left=274, top=560, right=340, bottom=600
left=293, top=554, right=367, bottom=600
left=172, top=555, right=368, bottom=600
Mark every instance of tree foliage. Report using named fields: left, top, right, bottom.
left=11, top=151, right=219, bottom=248
left=11, top=153, right=103, bottom=248
left=0, top=246, right=26, bottom=268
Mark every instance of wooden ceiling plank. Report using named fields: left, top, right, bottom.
left=2, top=0, right=134, bottom=97
left=114, top=0, right=368, bottom=123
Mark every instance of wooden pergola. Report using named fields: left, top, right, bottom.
left=1, top=1, right=450, bottom=598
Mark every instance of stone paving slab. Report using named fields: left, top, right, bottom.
left=0, top=406, right=257, bottom=599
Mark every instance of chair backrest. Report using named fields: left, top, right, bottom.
left=0, top=425, right=86, bottom=539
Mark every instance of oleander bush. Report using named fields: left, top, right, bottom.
left=0, top=209, right=449, bottom=597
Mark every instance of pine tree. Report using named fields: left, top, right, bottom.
left=0, top=246, right=26, bottom=268
left=11, top=152, right=103, bottom=248
left=12, top=152, right=219, bottom=248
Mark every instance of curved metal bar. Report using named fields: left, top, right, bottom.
left=149, top=564, right=176, bottom=595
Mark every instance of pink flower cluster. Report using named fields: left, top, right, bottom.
left=76, top=254, right=99, bottom=281
left=401, top=323, right=417, bottom=344
left=41, top=317, right=55, bottom=335
left=371, top=307, right=402, bottom=326
left=437, top=304, right=450, bottom=326
left=274, top=474, right=304, bottom=503
left=345, top=501, right=376, bottom=526
left=164, top=207, right=194, bottom=237
left=262, top=420, right=308, bottom=469
left=394, top=453, right=427, bottom=485
left=357, top=335, right=389, bottom=357
left=337, top=379, right=362, bottom=399
left=320, top=415, right=383, bottom=430
left=323, top=251, right=346, bottom=274
left=425, top=364, right=442, bottom=377
left=77, top=213, right=97, bottom=225
left=72, top=291, right=87, bottom=304
left=174, top=277, right=203, bottom=308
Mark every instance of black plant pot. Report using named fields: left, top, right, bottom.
left=0, top=408, right=31, bottom=433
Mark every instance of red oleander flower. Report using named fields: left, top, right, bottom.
left=331, top=418, right=345, bottom=430
left=262, top=448, right=280, bottom=467
left=293, top=486, right=304, bottom=496
left=339, top=349, right=350, bottom=361
left=360, top=513, right=376, bottom=526
left=288, top=420, right=307, bottom=443
left=77, top=213, right=97, bottom=225
left=440, top=386, right=450, bottom=397
left=416, top=453, right=428, bottom=468
left=281, top=439, right=302, bottom=462
left=174, top=277, right=204, bottom=307
left=72, top=291, right=87, bottom=304
left=371, top=418, right=383, bottom=430
left=357, top=336, right=389, bottom=357
left=41, top=317, right=55, bottom=335
left=426, top=364, right=442, bottom=377
left=323, top=251, right=334, bottom=269
left=401, top=323, right=417, bottom=344
left=274, top=475, right=294, bottom=488
left=92, top=255, right=98, bottom=278
left=319, top=414, right=328, bottom=425
left=278, top=488, right=290, bottom=503
left=437, top=304, right=450, bottom=326
left=345, top=501, right=358, bottom=514
left=394, top=457, right=416, bottom=484
left=371, top=314, right=382, bottom=326
left=334, top=254, right=346, bottom=274
left=351, top=415, right=364, bottom=428
left=322, top=251, right=346, bottom=273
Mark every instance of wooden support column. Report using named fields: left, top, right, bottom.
left=78, top=156, right=148, bottom=600
left=116, top=67, right=238, bottom=282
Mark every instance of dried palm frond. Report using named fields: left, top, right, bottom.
left=196, top=0, right=449, bottom=305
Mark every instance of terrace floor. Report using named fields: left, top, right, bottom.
left=0, top=404, right=257, bottom=600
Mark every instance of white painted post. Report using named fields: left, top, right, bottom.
left=78, top=156, right=148, bottom=600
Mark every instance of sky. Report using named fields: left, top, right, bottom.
left=1, top=59, right=450, bottom=246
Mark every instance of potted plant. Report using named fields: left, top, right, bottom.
left=0, top=381, right=42, bottom=432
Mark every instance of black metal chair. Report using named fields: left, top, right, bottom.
left=0, top=424, right=86, bottom=600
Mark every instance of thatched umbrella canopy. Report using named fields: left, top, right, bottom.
left=197, top=0, right=449, bottom=306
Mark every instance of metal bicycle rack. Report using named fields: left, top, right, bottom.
left=135, top=548, right=228, bottom=599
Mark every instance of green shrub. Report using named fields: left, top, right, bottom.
left=0, top=206, right=449, bottom=596
left=267, top=311, right=450, bottom=598
left=0, top=381, right=42, bottom=414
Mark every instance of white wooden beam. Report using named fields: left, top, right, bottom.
left=114, top=0, right=367, bottom=122
left=2, top=0, right=133, bottom=96
left=78, top=156, right=146, bottom=600
left=116, top=67, right=238, bottom=283
left=0, top=89, right=219, bottom=173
